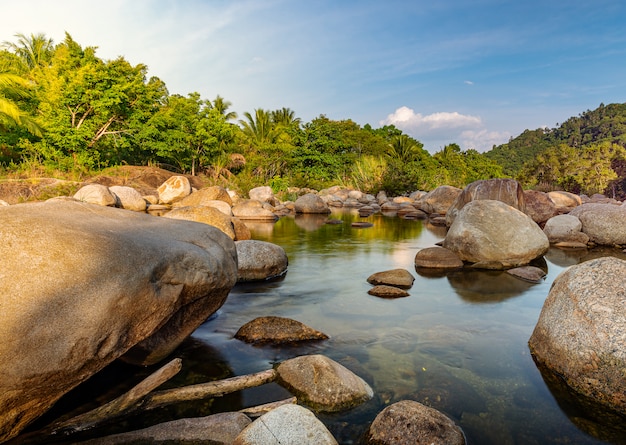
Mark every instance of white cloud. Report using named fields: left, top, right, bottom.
left=380, top=106, right=509, bottom=152
left=380, top=106, right=481, bottom=132
left=464, top=80, right=474, bottom=85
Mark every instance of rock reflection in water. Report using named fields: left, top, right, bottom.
left=446, top=269, right=538, bottom=303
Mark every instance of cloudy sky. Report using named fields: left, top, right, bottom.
left=1, top=0, right=625, bottom=152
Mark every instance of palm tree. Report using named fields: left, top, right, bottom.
left=210, top=95, right=237, bottom=121
left=2, top=33, right=54, bottom=71
left=0, top=72, right=42, bottom=136
left=387, top=134, right=424, bottom=163
left=239, top=108, right=278, bottom=145
left=271, top=107, right=301, bottom=128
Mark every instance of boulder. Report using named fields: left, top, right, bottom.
left=235, top=240, right=288, bottom=281
left=414, top=246, right=464, bottom=269
left=367, top=268, right=415, bottom=289
left=172, top=185, right=233, bottom=208
left=157, top=175, right=192, bottom=204
left=232, top=217, right=252, bottom=241
left=234, top=316, right=329, bottom=345
left=294, top=193, right=331, bottom=214
left=276, top=354, right=373, bottom=412
left=109, top=185, right=147, bottom=212
left=0, top=200, right=238, bottom=442
left=442, top=200, right=549, bottom=269
left=446, top=178, right=525, bottom=226
left=524, top=190, right=559, bottom=224
left=248, top=185, right=275, bottom=204
left=232, top=199, right=278, bottom=221
left=529, top=257, right=626, bottom=415
left=543, top=214, right=589, bottom=244
left=547, top=190, right=582, bottom=210
left=367, top=285, right=410, bottom=298
left=164, top=205, right=236, bottom=239
left=80, top=412, right=251, bottom=444
left=415, top=185, right=462, bottom=215
left=233, top=404, right=337, bottom=445
left=364, top=400, right=465, bottom=445
left=569, top=203, right=626, bottom=246
left=73, top=184, right=118, bottom=207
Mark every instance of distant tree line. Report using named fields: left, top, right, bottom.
left=2, top=33, right=625, bottom=198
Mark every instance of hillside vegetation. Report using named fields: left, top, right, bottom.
left=1, top=33, right=625, bottom=199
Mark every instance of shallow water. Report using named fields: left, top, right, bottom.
left=24, top=209, right=626, bottom=444
left=195, top=210, right=626, bottom=445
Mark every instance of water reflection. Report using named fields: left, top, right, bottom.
left=447, top=269, right=539, bottom=303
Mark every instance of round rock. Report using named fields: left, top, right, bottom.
left=364, top=400, right=466, bottom=445
left=235, top=240, right=288, bottom=281
left=415, top=246, right=463, bottom=269
left=367, top=268, right=415, bottom=289
left=368, top=285, right=410, bottom=299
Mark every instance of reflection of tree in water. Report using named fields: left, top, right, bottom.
left=532, top=358, right=626, bottom=444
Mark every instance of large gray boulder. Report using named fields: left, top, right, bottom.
left=442, top=200, right=549, bottom=269
left=172, top=185, right=233, bottom=208
left=524, top=190, right=559, bottom=224
left=232, top=199, right=278, bottom=221
left=364, top=400, right=466, bottom=445
left=74, top=183, right=118, bottom=207
left=233, top=404, right=337, bottom=445
left=0, top=200, right=238, bottom=442
left=569, top=203, right=626, bottom=246
left=164, top=205, right=237, bottom=239
left=446, top=178, right=525, bottom=226
left=529, top=257, right=626, bottom=415
left=109, top=185, right=147, bottom=212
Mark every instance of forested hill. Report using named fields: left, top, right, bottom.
left=484, top=102, right=626, bottom=176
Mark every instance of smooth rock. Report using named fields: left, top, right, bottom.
left=414, top=246, right=464, bottom=269
left=235, top=316, right=329, bottom=344
left=157, top=175, right=192, bottom=204
left=569, top=202, right=626, bottom=246
left=443, top=200, right=549, bottom=268
left=529, top=257, right=626, bottom=415
left=446, top=178, right=526, bottom=226
left=164, top=205, right=236, bottom=239
left=367, top=268, right=415, bottom=289
left=0, top=200, right=237, bottom=442
left=415, top=185, right=462, bottom=215
left=368, top=285, right=410, bottom=298
left=364, top=400, right=466, bottom=445
left=233, top=404, right=337, bottom=445
left=543, top=214, right=589, bottom=244
left=249, top=185, right=276, bottom=204
left=276, top=354, right=373, bottom=412
left=547, top=190, right=582, bottom=210
left=524, top=190, right=559, bottom=224
left=172, top=185, right=233, bottom=207
left=294, top=193, right=332, bottom=214
left=108, top=185, right=147, bottom=212
left=232, top=199, right=278, bottom=221
left=505, top=266, right=547, bottom=283
left=79, top=412, right=251, bottom=444
left=235, top=240, right=288, bottom=281
left=73, top=184, right=118, bottom=207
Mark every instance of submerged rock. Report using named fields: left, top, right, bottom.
left=368, top=285, right=410, bottom=299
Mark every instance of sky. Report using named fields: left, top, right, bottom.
left=1, top=0, right=625, bottom=153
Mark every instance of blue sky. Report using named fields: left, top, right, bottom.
left=1, top=0, right=625, bottom=152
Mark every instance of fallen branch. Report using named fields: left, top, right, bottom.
left=142, top=368, right=278, bottom=411
left=53, top=357, right=182, bottom=434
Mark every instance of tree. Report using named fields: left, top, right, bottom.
left=386, top=134, right=425, bottom=163
left=209, top=95, right=237, bottom=121
left=1, top=32, right=54, bottom=73
left=0, top=71, right=42, bottom=136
